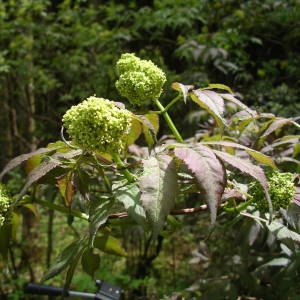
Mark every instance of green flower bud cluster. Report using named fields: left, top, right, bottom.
left=0, top=184, right=11, bottom=227
left=115, top=53, right=167, bottom=105
left=62, top=96, right=132, bottom=154
left=249, top=170, right=296, bottom=213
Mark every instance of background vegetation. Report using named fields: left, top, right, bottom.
left=0, top=0, right=299, bottom=299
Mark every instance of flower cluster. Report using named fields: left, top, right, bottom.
left=0, top=184, right=11, bottom=227
left=115, top=53, right=167, bottom=105
left=62, top=96, right=132, bottom=154
left=249, top=170, right=296, bottom=213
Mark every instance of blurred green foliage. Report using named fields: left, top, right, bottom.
left=1, top=0, right=299, bottom=166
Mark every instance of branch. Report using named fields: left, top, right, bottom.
left=170, top=205, right=209, bottom=215
left=108, top=204, right=209, bottom=219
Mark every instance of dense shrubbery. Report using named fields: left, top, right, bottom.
left=1, top=0, right=299, bottom=166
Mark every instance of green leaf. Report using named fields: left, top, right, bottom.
left=139, top=154, right=178, bottom=236
left=171, top=82, right=194, bottom=103
left=0, top=147, right=59, bottom=180
left=89, top=199, right=114, bottom=245
left=94, top=235, right=127, bottom=256
left=203, top=83, right=233, bottom=93
left=127, top=116, right=143, bottom=145
left=64, top=244, right=87, bottom=293
left=112, top=182, right=146, bottom=226
left=174, top=145, right=226, bottom=223
left=203, top=141, right=277, bottom=169
left=142, top=113, right=159, bottom=149
left=190, top=89, right=226, bottom=129
left=213, top=150, right=273, bottom=220
left=246, top=150, right=277, bottom=169
left=81, top=248, right=100, bottom=278
left=42, top=237, right=87, bottom=282
left=24, top=154, right=43, bottom=175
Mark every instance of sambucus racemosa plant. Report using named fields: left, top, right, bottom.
left=0, top=53, right=299, bottom=291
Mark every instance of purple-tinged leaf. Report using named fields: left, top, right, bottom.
left=0, top=147, right=59, bottom=181
left=258, top=258, right=290, bottom=269
left=261, top=117, right=293, bottom=138
left=139, top=154, right=178, bottom=236
left=220, top=93, right=257, bottom=116
left=171, top=82, right=194, bottom=103
left=16, top=150, right=82, bottom=202
left=174, top=145, right=226, bottom=223
left=213, top=150, right=273, bottom=220
left=203, top=141, right=277, bottom=169
left=241, top=212, right=300, bottom=242
left=190, top=89, right=226, bottom=129
left=267, top=221, right=300, bottom=243
left=221, top=188, right=244, bottom=201
left=293, top=187, right=300, bottom=206
left=201, top=90, right=225, bottom=114
left=260, top=136, right=300, bottom=154
left=278, top=157, right=300, bottom=166
left=248, top=220, right=262, bottom=246
left=202, top=83, right=233, bottom=93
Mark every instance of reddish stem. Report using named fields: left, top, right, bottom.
left=108, top=204, right=209, bottom=219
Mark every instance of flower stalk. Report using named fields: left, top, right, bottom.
left=112, top=153, right=136, bottom=183
left=154, top=99, right=184, bottom=143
